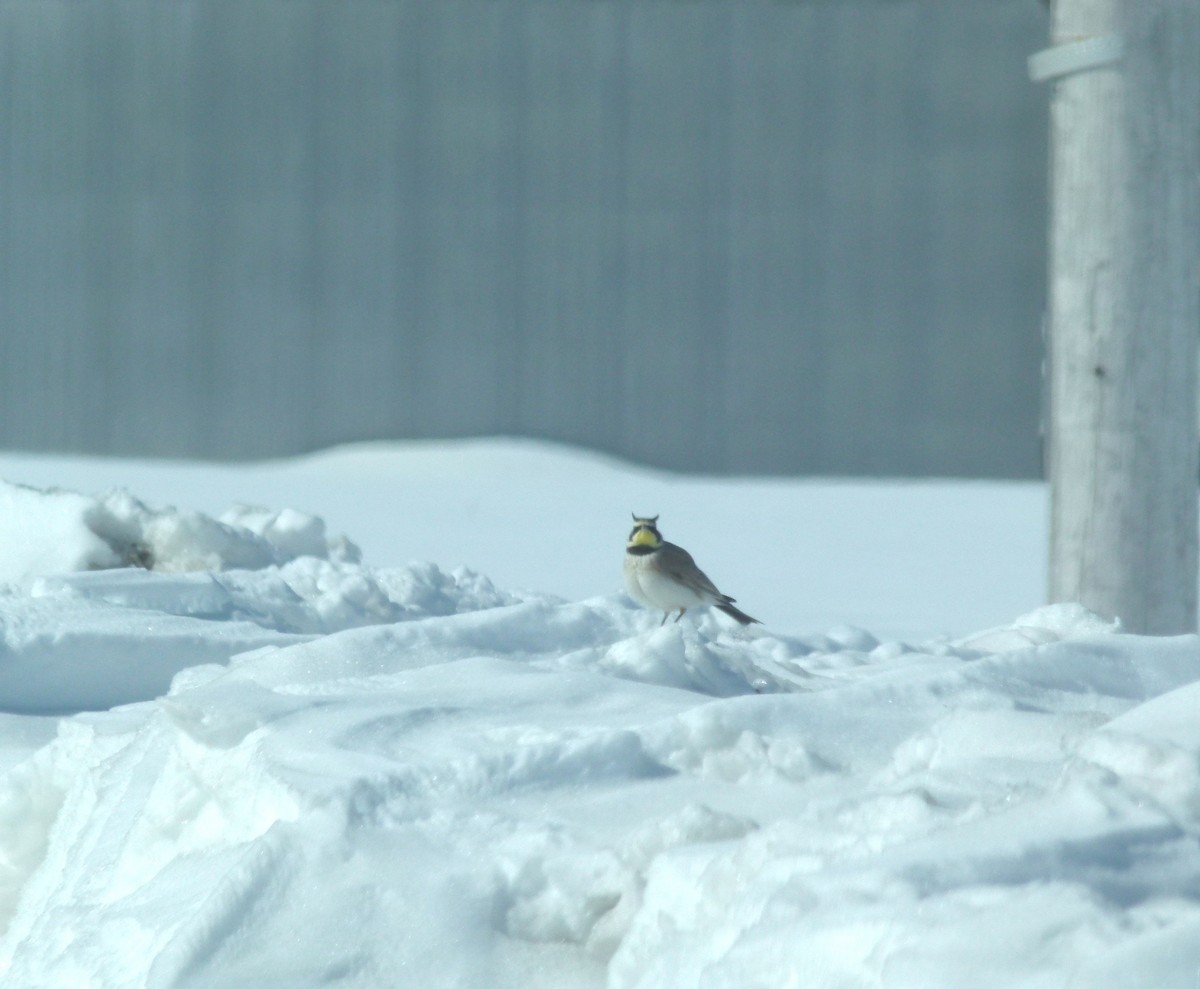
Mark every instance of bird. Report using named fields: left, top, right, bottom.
left=624, top=514, right=761, bottom=627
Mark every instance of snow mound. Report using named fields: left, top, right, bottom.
left=0, top=480, right=527, bottom=713
left=955, top=601, right=1121, bottom=652
left=0, top=479, right=359, bottom=587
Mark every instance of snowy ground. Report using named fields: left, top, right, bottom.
left=0, top=438, right=1047, bottom=641
left=1, top=439, right=1198, bottom=988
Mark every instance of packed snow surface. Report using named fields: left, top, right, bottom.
left=0, top=440, right=1198, bottom=988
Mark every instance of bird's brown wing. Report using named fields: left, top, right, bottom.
left=658, top=542, right=723, bottom=597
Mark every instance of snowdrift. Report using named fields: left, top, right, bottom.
left=0, top=477, right=1199, bottom=987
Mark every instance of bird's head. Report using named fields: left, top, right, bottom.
left=628, top=514, right=662, bottom=549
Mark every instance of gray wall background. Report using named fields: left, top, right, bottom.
left=0, top=0, right=1049, bottom=477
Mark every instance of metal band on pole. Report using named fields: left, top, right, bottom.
left=1028, top=35, right=1124, bottom=83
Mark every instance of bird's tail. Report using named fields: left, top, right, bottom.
left=716, top=599, right=761, bottom=626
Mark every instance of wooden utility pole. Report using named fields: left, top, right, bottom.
left=1033, top=0, right=1200, bottom=634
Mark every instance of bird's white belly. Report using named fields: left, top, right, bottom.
left=625, top=556, right=707, bottom=611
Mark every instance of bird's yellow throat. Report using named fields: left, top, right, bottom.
left=630, top=528, right=660, bottom=548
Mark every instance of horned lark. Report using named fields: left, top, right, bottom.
left=624, top=514, right=761, bottom=626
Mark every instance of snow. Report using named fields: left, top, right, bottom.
left=0, top=438, right=1198, bottom=988
left=0, top=438, right=1046, bottom=641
